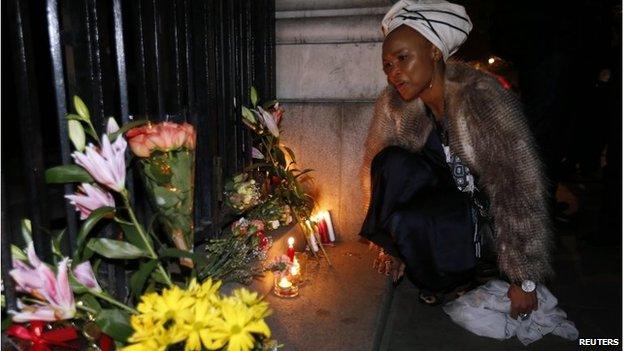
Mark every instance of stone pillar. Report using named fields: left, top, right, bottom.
left=276, top=0, right=392, bottom=241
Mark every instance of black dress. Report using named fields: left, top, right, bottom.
left=360, top=116, right=480, bottom=292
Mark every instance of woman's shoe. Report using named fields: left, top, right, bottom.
left=418, top=281, right=473, bottom=306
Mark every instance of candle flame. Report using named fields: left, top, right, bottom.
left=278, top=276, right=292, bottom=289
left=287, top=237, right=295, bottom=247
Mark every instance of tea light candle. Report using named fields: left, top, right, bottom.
left=278, top=276, right=292, bottom=289
left=287, top=237, right=295, bottom=262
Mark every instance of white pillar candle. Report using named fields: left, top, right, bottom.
left=309, top=228, right=319, bottom=252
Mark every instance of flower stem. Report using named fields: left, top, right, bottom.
left=92, top=291, right=138, bottom=314
left=121, top=190, right=173, bottom=287
left=76, top=303, right=97, bottom=315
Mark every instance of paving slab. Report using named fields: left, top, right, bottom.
left=249, top=241, right=387, bottom=351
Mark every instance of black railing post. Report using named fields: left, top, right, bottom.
left=1, top=175, right=17, bottom=311
left=10, top=0, right=51, bottom=260
left=46, top=0, right=78, bottom=254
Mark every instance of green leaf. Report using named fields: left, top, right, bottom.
left=153, top=186, right=180, bottom=208
left=250, top=86, right=259, bottom=107
left=129, top=260, right=157, bottom=298
left=45, top=165, right=94, bottom=184
left=11, top=245, right=27, bottom=261
left=66, top=113, right=88, bottom=123
left=51, top=229, right=66, bottom=259
left=1, top=317, right=12, bottom=331
left=21, top=219, right=32, bottom=244
left=69, top=273, right=89, bottom=294
left=78, top=294, right=102, bottom=313
left=242, top=106, right=257, bottom=124
left=158, top=247, right=196, bottom=259
left=73, top=96, right=91, bottom=121
left=119, top=222, right=152, bottom=253
left=95, top=309, right=133, bottom=343
left=283, top=146, right=296, bottom=164
left=68, top=120, right=86, bottom=151
left=87, top=238, right=149, bottom=259
left=274, top=148, right=286, bottom=167
left=294, top=168, right=314, bottom=179
left=262, top=99, right=278, bottom=110
left=151, top=268, right=170, bottom=285
left=109, top=120, right=147, bottom=141
left=74, top=207, right=116, bottom=261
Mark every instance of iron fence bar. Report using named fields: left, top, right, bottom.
left=1, top=174, right=17, bottom=311
left=112, top=0, right=137, bottom=206
left=85, top=0, right=105, bottom=129
left=191, top=0, right=218, bottom=236
left=46, top=0, right=77, bottom=254
left=151, top=0, right=165, bottom=119
left=240, top=0, right=253, bottom=168
left=113, top=0, right=129, bottom=123
left=85, top=0, right=128, bottom=300
left=266, top=0, right=277, bottom=99
left=132, top=0, right=149, bottom=115
left=172, top=0, right=183, bottom=111
left=183, top=0, right=194, bottom=111
left=9, top=0, right=51, bottom=261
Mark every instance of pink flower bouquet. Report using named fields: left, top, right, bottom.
left=126, top=121, right=196, bottom=267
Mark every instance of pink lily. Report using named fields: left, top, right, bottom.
left=72, top=134, right=127, bottom=192
left=257, top=107, right=280, bottom=137
left=267, top=102, right=285, bottom=126
left=251, top=147, right=264, bottom=159
left=65, top=183, right=115, bottom=220
left=72, top=261, right=102, bottom=293
left=9, top=244, right=76, bottom=322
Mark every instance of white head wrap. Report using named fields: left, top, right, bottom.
left=381, top=0, right=473, bottom=60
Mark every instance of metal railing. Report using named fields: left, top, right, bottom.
left=2, top=0, right=275, bottom=308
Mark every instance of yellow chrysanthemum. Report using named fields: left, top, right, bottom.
left=136, top=292, right=160, bottom=314
left=204, top=298, right=271, bottom=351
left=187, top=278, right=222, bottom=299
left=137, top=285, right=195, bottom=325
left=122, top=321, right=178, bottom=351
left=178, top=299, right=222, bottom=351
left=127, top=315, right=160, bottom=343
left=233, top=288, right=271, bottom=319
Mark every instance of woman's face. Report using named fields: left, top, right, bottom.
left=382, top=25, right=437, bottom=101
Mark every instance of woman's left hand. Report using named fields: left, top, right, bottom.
left=507, top=284, right=538, bottom=319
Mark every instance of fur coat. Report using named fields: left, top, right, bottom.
left=361, top=61, right=553, bottom=284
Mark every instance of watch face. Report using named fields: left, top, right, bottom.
left=522, top=280, right=536, bottom=292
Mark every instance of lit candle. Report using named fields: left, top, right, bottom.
left=278, top=276, right=292, bottom=289
left=290, top=257, right=300, bottom=276
left=317, top=217, right=330, bottom=244
left=287, top=237, right=295, bottom=262
left=323, top=211, right=336, bottom=242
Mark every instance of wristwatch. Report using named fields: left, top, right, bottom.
left=521, top=280, right=536, bottom=293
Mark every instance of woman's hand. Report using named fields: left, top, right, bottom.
left=507, top=284, right=538, bottom=319
left=370, top=243, right=405, bottom=282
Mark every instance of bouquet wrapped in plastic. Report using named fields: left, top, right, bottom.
left=126, top=122, right=196, bottom=267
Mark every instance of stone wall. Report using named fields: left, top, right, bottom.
left=276, top=0, right=392, bottom=241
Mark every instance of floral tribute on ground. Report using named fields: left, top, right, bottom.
left=3, top=96, right=278, bottom=351
left=224, top=87, right=331, bottom=266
